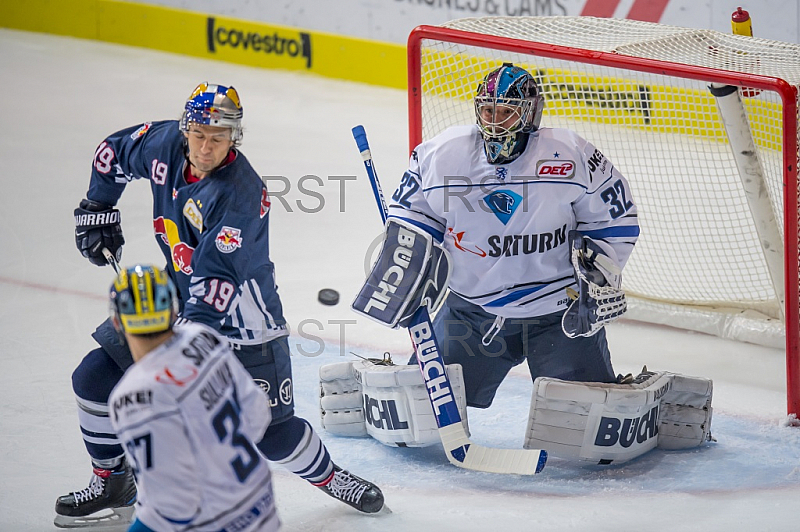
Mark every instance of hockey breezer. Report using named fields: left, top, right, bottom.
left=351, top=125, right=547, bottom=475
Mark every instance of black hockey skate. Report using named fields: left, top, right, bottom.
left=54, top=461, right=137, bottom=528
left=318, top=465, right=385, bottom=513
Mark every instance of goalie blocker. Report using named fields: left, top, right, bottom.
left=319, top=359, right=469, bottom=448
left=525, top=369, right=713, bottom=464
left=352, top=218, right=451, bottom=328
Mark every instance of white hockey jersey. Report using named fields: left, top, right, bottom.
left=388, top=125, right=639, bottom=319
left=109, top=323, right=279, bottom=532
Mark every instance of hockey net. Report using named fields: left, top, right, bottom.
left=407, top=16, right=800, bottom=416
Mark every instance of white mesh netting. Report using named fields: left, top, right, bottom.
left=413, top=16, right=800, bottom=347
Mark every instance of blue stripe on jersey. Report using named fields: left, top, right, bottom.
left=485, top=284, right=547, bottom=307
left=157, top=511, right=195, bottom=526
left=516, top=281, right=577, bottom=307
left=389, top=216, right=445, bottom=242
left=580, top=226, right=640, bottom=239
left=422, top=180, right=588, bottom=193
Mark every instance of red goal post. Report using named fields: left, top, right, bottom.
left=406, top=17, right=800, bottom=418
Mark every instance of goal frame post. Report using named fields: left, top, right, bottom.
left=406, top=23, right=800, bottom=418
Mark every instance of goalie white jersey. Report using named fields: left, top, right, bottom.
left=388, top=125, right=639, bottom=319
left=109, top=323, right=279, bottom=532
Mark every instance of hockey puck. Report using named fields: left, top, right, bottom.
left=318, top=288, right=340, bottom=306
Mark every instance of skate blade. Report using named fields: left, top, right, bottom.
left=377, top=503, right=393, bottom=515
left=362, top=503, right=392, bottom=516
left=54, top=506, right=134, bottom=529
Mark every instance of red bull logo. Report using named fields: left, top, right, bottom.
left=215, top=226, right=242, bottom=253
left=172, top=243, right=195, bottom=275
left=153, top=216, right=195, bottom=275
left=130, top=122, right=152, bottom=140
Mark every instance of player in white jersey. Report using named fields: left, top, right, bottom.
left=326, top=64, right=712, bottom=464
left=106, top=264, right=280, bottom=532
left=385, top=63, right=639, bottom=410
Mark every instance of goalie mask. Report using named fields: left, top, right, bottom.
left=475, top=64, right=544, bottom=165
left=179, top=82, right=244, bottom=144
left=110, top=264, right=178, bottom=336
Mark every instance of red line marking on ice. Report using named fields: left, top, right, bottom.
left=0, top=276, right=106, bottom=301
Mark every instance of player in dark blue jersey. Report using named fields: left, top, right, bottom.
left=55, top=83, right=384, bottom=528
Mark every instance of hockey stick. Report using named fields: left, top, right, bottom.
left=352, top=125, right=547, bottom=475
left=102, top=248, right=121, bottom=274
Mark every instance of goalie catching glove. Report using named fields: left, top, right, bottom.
left=319, top=358, right=469, bottom=448
left=352, top=218, right=451, bottom=329
left=562, top=231, right=627, bottom=338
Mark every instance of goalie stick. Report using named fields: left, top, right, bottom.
left=352, top=125, right=547, bottom=475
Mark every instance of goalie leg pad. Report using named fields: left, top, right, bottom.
left=320, top=362, right=368, bottom=437
left=525, top=370, right=714, bottom=464
left=352, top=218, right=452, bottom=328
left=524, top=371, right=671, bottom=464
left=320, top=360, right=469, bottom=447
left=657, top=374, right=713, bottom=450
left=353, top=360, right=469, bottom=448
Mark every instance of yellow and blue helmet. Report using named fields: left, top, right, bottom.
left=109, top=264, right=177, bottom=336
left=179, top=82, right=244, bottom=144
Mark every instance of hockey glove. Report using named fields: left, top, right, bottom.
left=74, top=199, right=124, bottom=266
left=561, top=232, right=627, bottom=338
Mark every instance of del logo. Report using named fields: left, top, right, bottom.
left=183, top=199, right=203, bottom=232
left=215, top=226, right=242, bottom=253
left=536, top=159, right=575, bottom=178
left=154, top=216, right=195, bottom=275
left=483, top=189, right=522, bottom=225
left=206, top=17, right=312, bottom=69
left=130, top=122, right=152, bottom=140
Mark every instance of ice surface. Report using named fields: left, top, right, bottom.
left=0, top=29, right=798, bottom=532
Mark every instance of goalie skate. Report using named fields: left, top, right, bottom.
left=54, top=461, right=137, bottom=528
left=317, top=465, right=385, bottom=514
